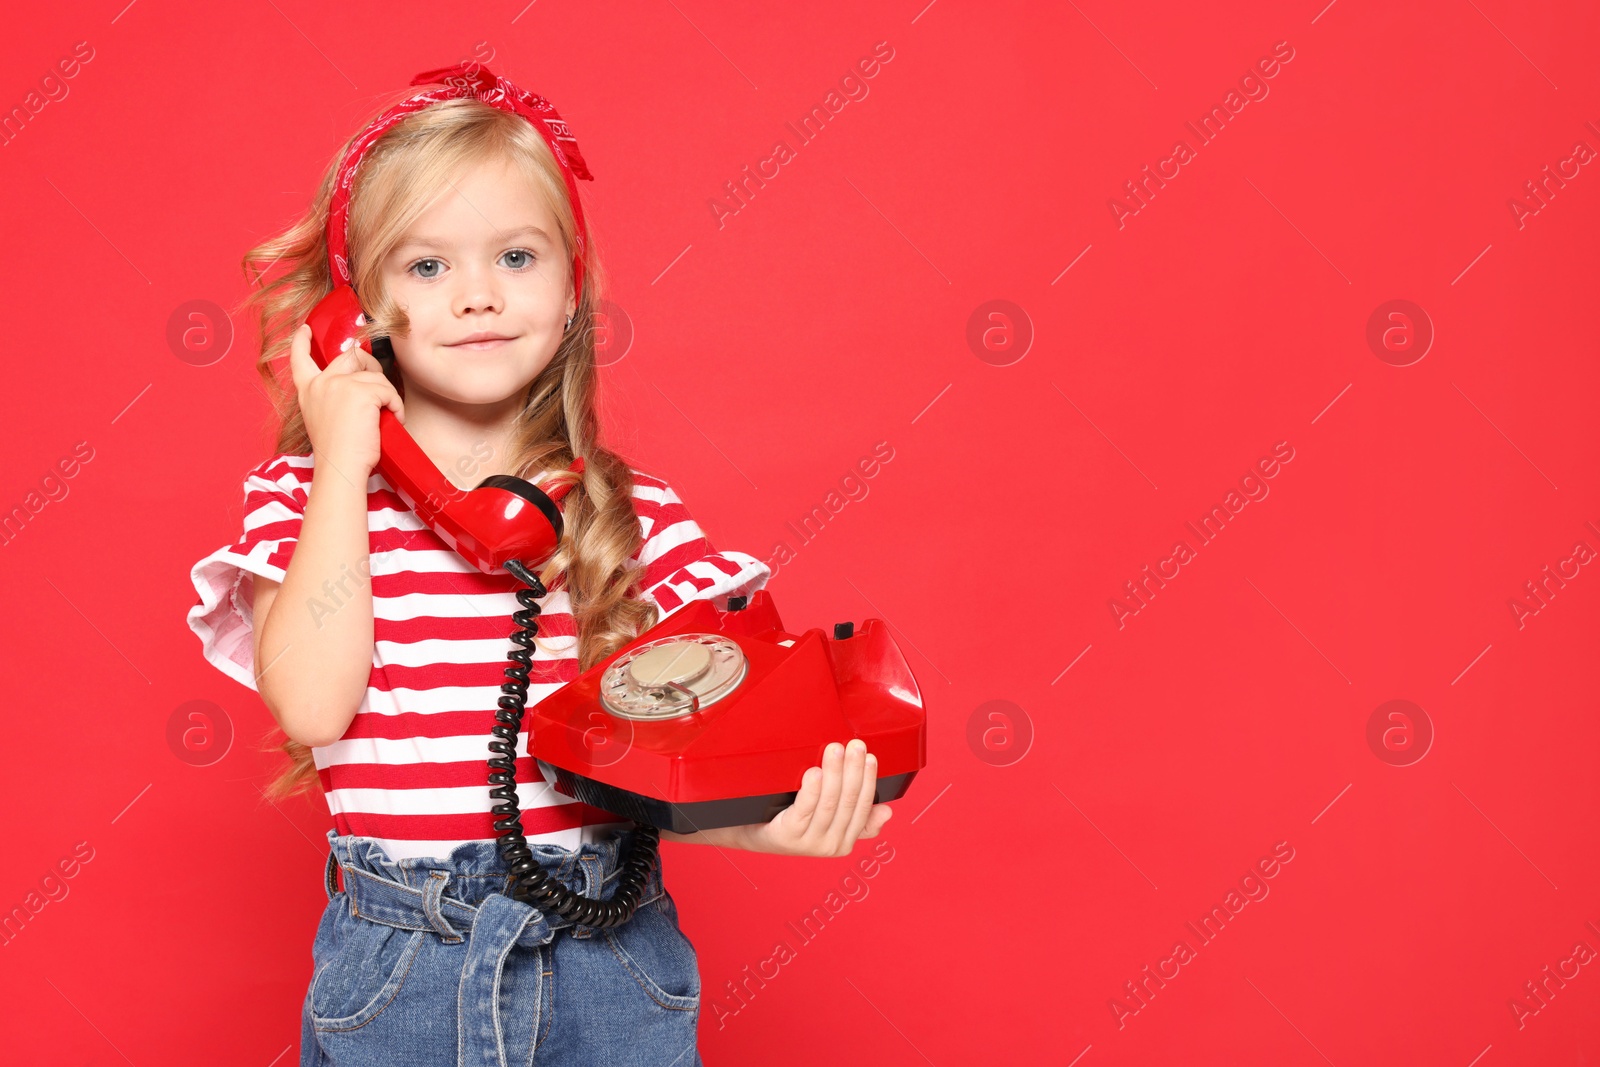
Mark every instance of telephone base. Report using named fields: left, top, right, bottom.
left=549, top=767, right=918, bottom=834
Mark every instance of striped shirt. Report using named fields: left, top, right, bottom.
left=187, top=452, right=771, bottom=861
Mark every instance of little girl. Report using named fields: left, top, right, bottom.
left=185, top=63, right=891, bottom=1067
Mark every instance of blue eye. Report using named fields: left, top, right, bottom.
left=501, top=249, right=536, bottom=270
left=409, top=258, right=442, bottom=279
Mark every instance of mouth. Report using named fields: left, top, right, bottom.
left=445, top=334, right=518, bottom=351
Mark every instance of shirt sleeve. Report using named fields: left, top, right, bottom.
left=631, top=472, right=771, bottom=620
left=186, top=453, right=315, bottom=692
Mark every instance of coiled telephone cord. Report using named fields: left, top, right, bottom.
left=486, top=558, right=660, bottom=928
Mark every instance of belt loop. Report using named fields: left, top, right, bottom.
left=421, top=871, right=463, bottom=942
left=579, top=854, right=603, bottom=898
left=566, top=854, right=603, bottom=939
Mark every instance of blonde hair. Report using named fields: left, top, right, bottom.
left=236, top=94, right=661, bottom=801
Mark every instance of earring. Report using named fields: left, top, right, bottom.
left=564, top=313, right=574, bottom=331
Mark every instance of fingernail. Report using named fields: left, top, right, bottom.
left=847, top=738, right=866, bottom=753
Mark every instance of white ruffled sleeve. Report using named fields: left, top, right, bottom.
left=186, top=454, right=315, bottom=691
left=630, top=472, right=771, bottom=620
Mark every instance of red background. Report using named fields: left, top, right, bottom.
left=2, top=2, right=1598, bottom=1064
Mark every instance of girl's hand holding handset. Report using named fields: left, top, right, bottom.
left=249, top=324, right=411, bottom=748
left=287, top=322, right=406, bottom=480
left=728, top=738, right=894, bottom=857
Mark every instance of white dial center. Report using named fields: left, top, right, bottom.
left=626, top=640, right=713, bottom=687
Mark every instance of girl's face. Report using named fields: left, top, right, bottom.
left=380, top=155, right=575, bottom=410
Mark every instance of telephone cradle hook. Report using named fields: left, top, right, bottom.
left=486, top=558, right=660, bottom=929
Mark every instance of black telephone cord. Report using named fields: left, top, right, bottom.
left=486, top=558, right=660, bottom=928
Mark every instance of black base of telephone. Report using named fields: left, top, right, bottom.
left=549, top=767, right=918, bottom=834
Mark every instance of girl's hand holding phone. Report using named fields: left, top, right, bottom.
left=735, top=738, right=894, bottom=857
left=287, top=322, right=406, bottom=480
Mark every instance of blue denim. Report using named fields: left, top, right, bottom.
left=300, top=829, right=703, bottom=1067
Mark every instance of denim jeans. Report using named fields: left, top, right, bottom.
left=300, top=829, right=703, bottom=1067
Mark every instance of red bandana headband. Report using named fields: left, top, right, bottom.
left=325, top=62, right=594, bottom=306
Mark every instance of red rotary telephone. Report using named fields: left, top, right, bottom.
left=527, top=592, right=924, bottom=834
left=305, top=285, right=927, bottom=927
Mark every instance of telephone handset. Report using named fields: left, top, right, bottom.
left=304, top=284, right=657, bottom=929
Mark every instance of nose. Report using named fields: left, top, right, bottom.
left=452, top=259, right=504, bottom=317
